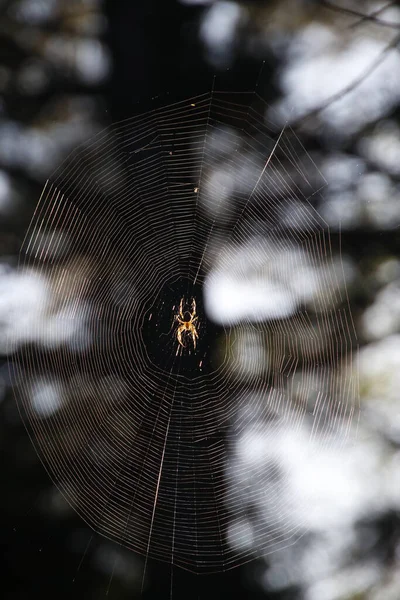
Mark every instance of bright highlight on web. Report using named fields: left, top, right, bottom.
left=11, top=92, right=359, bottom=574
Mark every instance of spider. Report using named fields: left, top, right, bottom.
left=176, top=297, right=198, bottom=350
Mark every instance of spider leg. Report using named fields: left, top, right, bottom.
left=179, top=297, right=185, bottom=320
left=191, top=298, right=196, bottom=318
left=192, top=327, right=198, bottom=349
left=177, top=327, right=185, bottom=348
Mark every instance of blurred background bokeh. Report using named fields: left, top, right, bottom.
left=1, top=1, right=400, bottom=599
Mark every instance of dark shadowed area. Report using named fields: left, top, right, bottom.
left=2, top=1, right=400, bottom=600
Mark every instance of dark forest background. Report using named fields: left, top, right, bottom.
left=2, top=1, right=400, bottom=599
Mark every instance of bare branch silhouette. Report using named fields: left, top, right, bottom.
left=292, top=30, right=400, bottom=130
left=321, top=0, right=400, bottom=30
left=348, top=0, right=399, bottom=30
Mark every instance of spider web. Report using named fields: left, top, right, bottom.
left=11, top=92, right=359, bottom=574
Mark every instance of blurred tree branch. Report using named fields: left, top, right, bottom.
left=321, top=0, right=400, bottom=29
left=293, top=30, right=400, bottom=130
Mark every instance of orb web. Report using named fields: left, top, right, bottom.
left=12, top=92, right=358, bottom=573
